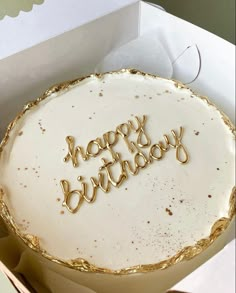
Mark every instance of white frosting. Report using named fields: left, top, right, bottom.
left=0, top=72, right=235, bottom=270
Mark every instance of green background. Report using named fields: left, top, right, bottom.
left=153, top=0, right=235, bottom=44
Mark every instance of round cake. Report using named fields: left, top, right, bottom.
left=0, top=69, right=235, bottom=293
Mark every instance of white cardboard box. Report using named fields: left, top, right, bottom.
left=0, top=1, right=235, bottom=292
left=0, top=0, right=139, bottom=59
left=169, top=239, right=236, bottom=293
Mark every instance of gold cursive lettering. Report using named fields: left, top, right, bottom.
left=129, top=115, right=151, bottom=148
left=99, top=155, right=127, bottom=188
left=60, top=180, right=84, bottom=213
left=64, top=115, right=151, bottom=167
left=64, top=136, right=88, bottom=168
left=60, top=116, right=189, bottom=213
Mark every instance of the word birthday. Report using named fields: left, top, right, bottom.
left=60, top=115, right=189, bottom=214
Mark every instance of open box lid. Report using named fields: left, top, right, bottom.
left=0, top=0, right=140, bottom=60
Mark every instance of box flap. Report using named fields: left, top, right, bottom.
left=169, top=239, right=236, bottom=293
left=0, top=0, right=139, bottom=59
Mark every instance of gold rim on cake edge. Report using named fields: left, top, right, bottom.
left=0, top=69, right=235, bottom=275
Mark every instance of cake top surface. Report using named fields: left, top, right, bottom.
left=0, top=70, right=235, bottom=273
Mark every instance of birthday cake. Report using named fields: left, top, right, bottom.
left=0, top=70, right=235, bottom=293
